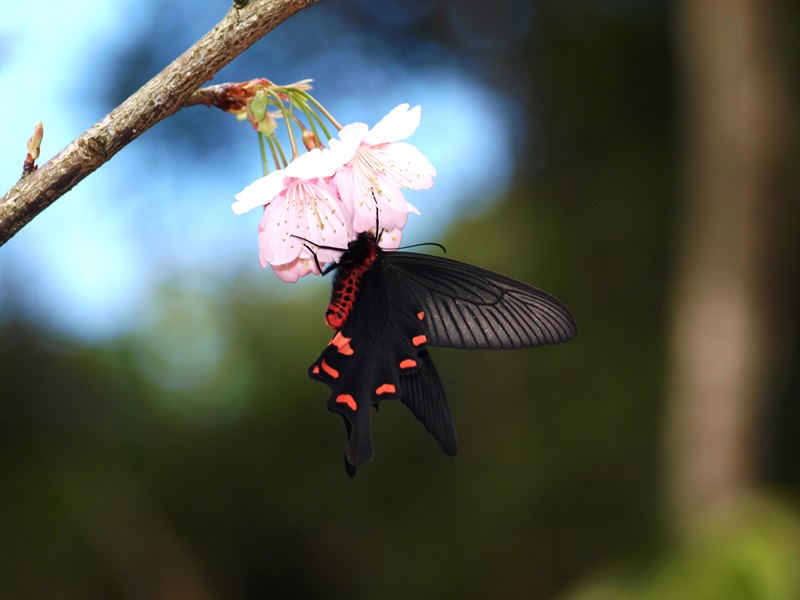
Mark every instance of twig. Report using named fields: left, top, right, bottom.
left=0, top=0, right=318, bottom=247
left=186, top=79, right=274, bottom=113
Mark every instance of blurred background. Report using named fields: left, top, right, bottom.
left=1, top=0, right=799, bottom=598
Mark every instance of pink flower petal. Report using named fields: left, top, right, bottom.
left=270, top=251, right=323, bottom=283
left=376, top=141, right=437, bottom=190
left=232, top=147, right=343, bottom=216
left=258, top=178, right=352, bottom=267
left=377, top=226, right=404, bottom=251
left=346, top=174, right=416, bottom=233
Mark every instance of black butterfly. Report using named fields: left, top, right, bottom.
left=308, top=230, right=577, bottom=476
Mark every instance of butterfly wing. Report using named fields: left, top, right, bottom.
left=309, top=265, right=456, bottom=476
left=382, top=252, right=578, bottom=350
left=398, top=349, right=458, bottom=458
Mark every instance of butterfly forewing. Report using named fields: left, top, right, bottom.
left=381, top=252, right=578, bottom=350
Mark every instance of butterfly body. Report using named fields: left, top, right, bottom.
left=309, top=231, right=577, bottom=476
left=324, top=232, right=379, bottom=330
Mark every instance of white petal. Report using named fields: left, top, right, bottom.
left=284, top=147, right=339, bottom=179
left=332, top=123, right=369, bottom=152
left=231, top=170, right=287, bottom=215
left=363, top=104, right=420, bottom=146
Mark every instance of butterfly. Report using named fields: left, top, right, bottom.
left=308, top=230, right=577, bottom=477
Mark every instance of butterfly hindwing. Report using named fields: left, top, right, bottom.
left=309, top=265, right=445, bottom=476
left=398, top=349, right=458, bottom=458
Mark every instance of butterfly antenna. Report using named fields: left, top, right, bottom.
left=398, top=241, right=447, bottom=254
left=292, top=233, right=316, bottom=246
left=301, top=243, right=324, bottom=274
left=290, top=233, right=347, bottom=253
left=289, top=234, right=346, bottom=274
left=368, top=189, right=384, bottom=243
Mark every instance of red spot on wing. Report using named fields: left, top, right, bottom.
left=336, top=394, right=357, bottom=411
left=312, top=365, right=320, bottom=375
left=329, top=332, right=354, bottom=355
left=399, top=359, right=417, bottom=369
left=417, top=311, right=425, bottom=320
left=320, top=359, right=339, bottom=379
left=375, top=383, right=396, bottom=395
left=412, top=335, right=427, bottom=347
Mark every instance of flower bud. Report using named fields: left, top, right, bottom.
left=302, top=128, right=320, bottom=151
left=27, top=121, right=44, bottom=160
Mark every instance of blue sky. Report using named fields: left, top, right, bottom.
left=0, top=0, right=522, bottom=341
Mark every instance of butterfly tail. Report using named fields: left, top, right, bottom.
left=340, top=417, right=361, bottom=478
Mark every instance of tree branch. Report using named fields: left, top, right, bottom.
left=0, top=0, right=318, bottom=247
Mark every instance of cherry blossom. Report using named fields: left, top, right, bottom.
left=329, top=104, right=437, bottom=233
left=233, top=148, right=353, bottom=281
left=232, top=102, right=436, bottom=282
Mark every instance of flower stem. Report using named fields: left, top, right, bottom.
left=257, top=132, right=269, bottom=175
left=266, top=132, right=287, bottom=170
left=267, top=91, right=300, bottom=159
left=293, top=89, right=342, bottom=130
